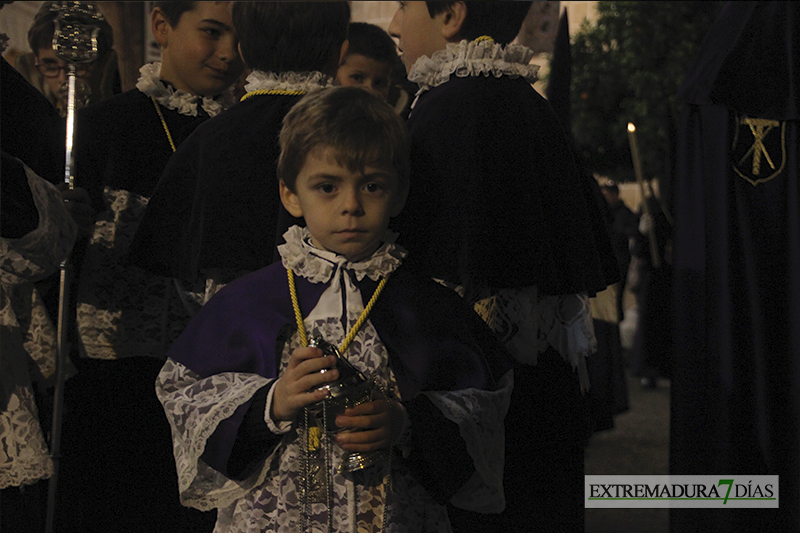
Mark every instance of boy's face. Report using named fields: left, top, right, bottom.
left=336, top=53, right=393, bottom=100
left=280, top=147, right=407, bottom=263
left=388, top=1, right=450, bottom=71
left=153, top=2, right=243, bottom=97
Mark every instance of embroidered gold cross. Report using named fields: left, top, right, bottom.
left=738, top=117, right=780, bottom=175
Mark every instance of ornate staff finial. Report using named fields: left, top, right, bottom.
left=50, top=1, right=104, bottom=64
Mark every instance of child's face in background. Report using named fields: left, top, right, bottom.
left=153, top=2, right=243, bottom=97
left=388, top=1, right=449, bottom=71
left=336, top=53, right=393, bottom=100
left=280, top=147, right=406, bottom=263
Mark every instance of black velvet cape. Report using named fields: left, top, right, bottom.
left=129, top=94, right=303, bottom=280
left=392, top=74, right=618, bottom=296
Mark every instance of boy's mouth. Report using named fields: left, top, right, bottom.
left=207, top=66, right=228, bottom=77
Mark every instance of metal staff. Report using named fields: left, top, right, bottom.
left=46, top=4, right=103, bottom=532
left=627, top=122, right=661, bottom=269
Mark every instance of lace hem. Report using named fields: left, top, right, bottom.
left=278, top=226, right=406, bottom=284
left=423, top=370, right=512, bottom=513
left=473, top=288, right=596, bottom=390
left=408, top=39, right=539, bottom=103
left=136, top=62, right=236, bottom=117
left=1, top=164, right=77, bottom=285
left=243, top=70, right=332, bottom=94
left=0, top=385, right=54, bottom=489
left=156, top=359, right=277, bottom=511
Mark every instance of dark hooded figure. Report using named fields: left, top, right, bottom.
left=671, top=2, right=800, bottom=531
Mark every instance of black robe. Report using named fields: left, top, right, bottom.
left=671, top=2, right=800, bottom=531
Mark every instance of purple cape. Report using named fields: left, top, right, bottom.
left=167, top=262, right=512, bottom=473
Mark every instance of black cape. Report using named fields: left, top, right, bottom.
left=129, top=94, right=303, bottom=280
left=671, top=2, right=800, bottom=531
left=1, top=57, right=64, bottom=184
left=74, top=88, right=206, bottom=213
left=393, top=74, right=618, bottom=296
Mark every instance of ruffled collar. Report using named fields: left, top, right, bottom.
left=243, top=70, right=332, bottom=95
left=135, top=62, right=236, bottom=117
left=408, top=39, right=539, bottom=107
left=278, top=225, right=406, bottom=284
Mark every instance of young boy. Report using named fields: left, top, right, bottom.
left=130, top=2, right=350, bottom=303
left=59, top=3, right=243, bottom=531
left=336, top=22, right=398, bottom=101
left=156, top=87, right=513, bottom=533
left=388, top=2, right=619, bottom=532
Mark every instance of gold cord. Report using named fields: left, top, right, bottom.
left=288, top=266, right=309, bottom=347
left=474, top=35, right=495, bottom=44
left=240, top=89, right=306, bottom=102
left=288, top=268, right=388, bottom=354
left=151, top=97, right=176, bottom=153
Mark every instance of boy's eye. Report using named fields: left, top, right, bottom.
left=350, top=73, right=365, bottom=83
left=318, top=184, right=336, bottom=194
left=202, top=27, right=221, bottom=37
left=365, top=183, right=384, bottom=193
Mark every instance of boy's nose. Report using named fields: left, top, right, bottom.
left=218, top=36, right=239, bottom=63
left=341, top=190, right=364, bottom=215
left=388, top=9, right=401, bottom=39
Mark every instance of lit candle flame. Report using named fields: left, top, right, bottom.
left=628, top=122, right=636, bottom=132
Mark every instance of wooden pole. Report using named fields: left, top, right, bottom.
left=627, top=123, right=660, bottom=269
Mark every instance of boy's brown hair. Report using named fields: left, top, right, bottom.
left=345, top=22, right=399, bottom=69
left=425, top=1, right=532, bottom=45
left=152, top=1, right=197, bottom=26
left=278, top=87, right=409, bottom=193
left=231, top=2, right=350, bottom=74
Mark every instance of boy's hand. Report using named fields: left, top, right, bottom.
left=57, top=183, right=95, bottom=238
left=271, top=347, right=339, bottom=422
left=335, top=399, right=405, bottom=452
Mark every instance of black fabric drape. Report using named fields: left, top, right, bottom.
left=671, top=3, right=800, bottom=530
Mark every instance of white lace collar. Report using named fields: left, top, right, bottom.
left=279, top=225, right=406, bottom=284
left=135, top=62, right=236, bottom=117
left=408, top=39, right=539, bottom=107
left=243, top=70, right=332, bottom=94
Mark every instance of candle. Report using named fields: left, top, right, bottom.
left=627, top=123, right=660, bottom=269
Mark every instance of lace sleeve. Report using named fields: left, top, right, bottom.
left=155, top=359, right=281, bottom=511
left=422, top=370, right=513, bottom=513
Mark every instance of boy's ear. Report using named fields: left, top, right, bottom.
left=151, top=8, right=170, bottom=48
left=440, top=2, right=467, bottom=42
left=279, top=181, right=305, bottom=218
left=338, top=39, right=350, bottom=67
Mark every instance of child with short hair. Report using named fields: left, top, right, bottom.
left=60, top=2, right=243, bottom=531
left=156, top=86, right=513, bottom=533
left=389, top=2, right=619, bottom=531
left=130, top=2, right=351, bottom=302
left=336, top=22, right=399, bottom=100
